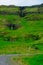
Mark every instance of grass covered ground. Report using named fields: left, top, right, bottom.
left=0, top=13, right=43, bottom=54
left=0, top=5, right=43, bottom=54
left=11, top=54, right=43, bottom=65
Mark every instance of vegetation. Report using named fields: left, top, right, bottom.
left=0, top=4, right=43, bottom=54
left=11, top=54, right=43, bottom=65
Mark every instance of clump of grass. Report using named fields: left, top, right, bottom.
left=32, top=43, right=43, bottom=51
left=24, top=34, right=41, bottom=41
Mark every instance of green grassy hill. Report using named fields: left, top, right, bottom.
left=0, top=4, right=43, bottom=54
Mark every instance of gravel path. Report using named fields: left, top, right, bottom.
left=0, top=54, right=22, bottom=65
left=0, top=56, right=9, bottom=65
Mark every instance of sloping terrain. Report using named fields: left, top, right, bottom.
left=0, top=4, right=43, bottom=54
